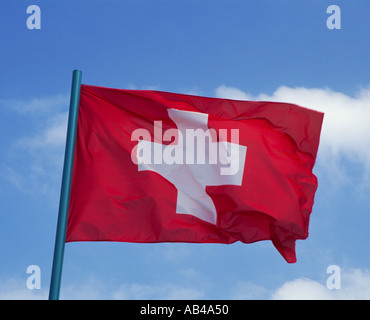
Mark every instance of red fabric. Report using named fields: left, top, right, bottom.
left=66, top=84, right=323, bottom=263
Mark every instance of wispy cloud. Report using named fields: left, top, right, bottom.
left=0, top=272, right=206, bottom=300
left=0, top=94, right=68, bottom=116
left=112, top=282, right=205, bottom=300
left=230, top=281, right=270, bottom=300
left=0, top=94, right=69, bottom=200
left=16, top=112, right=68, bottom=149
left=0, top=277, right=47, bottom=300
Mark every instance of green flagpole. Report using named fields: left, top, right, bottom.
left=49, top=70, right=82, bottom=300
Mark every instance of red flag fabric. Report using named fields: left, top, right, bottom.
left=66, top=84, right=323, bottom=263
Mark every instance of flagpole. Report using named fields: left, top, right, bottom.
left=49, top=70, right=82, bottom=300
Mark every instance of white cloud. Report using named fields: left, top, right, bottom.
left=112, top=283, right=205, bottom=300
left=215, top=85, right=370, bottom=163
left=271, top=269, right=370, bottom=300
left=260, top=86, right=370, bottom=165
left=215, top=85, right=253, bottom=101
left=215, top=85, right=370, bottom=189
left=2, top=268, right=370, bottom=300
left=61, top=268, right=370, bottom=300
left=271, top=278, right=331, bottom=300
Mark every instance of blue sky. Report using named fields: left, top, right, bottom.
left=1, top=0, right=370, bottom=299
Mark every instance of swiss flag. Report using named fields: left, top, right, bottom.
left=66, top=84, right=323, bottom=263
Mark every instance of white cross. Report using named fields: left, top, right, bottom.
left=136, top=109, right=247, bottom=225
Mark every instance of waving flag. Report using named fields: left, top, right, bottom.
left=66, top=84, right=323, bottom=263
